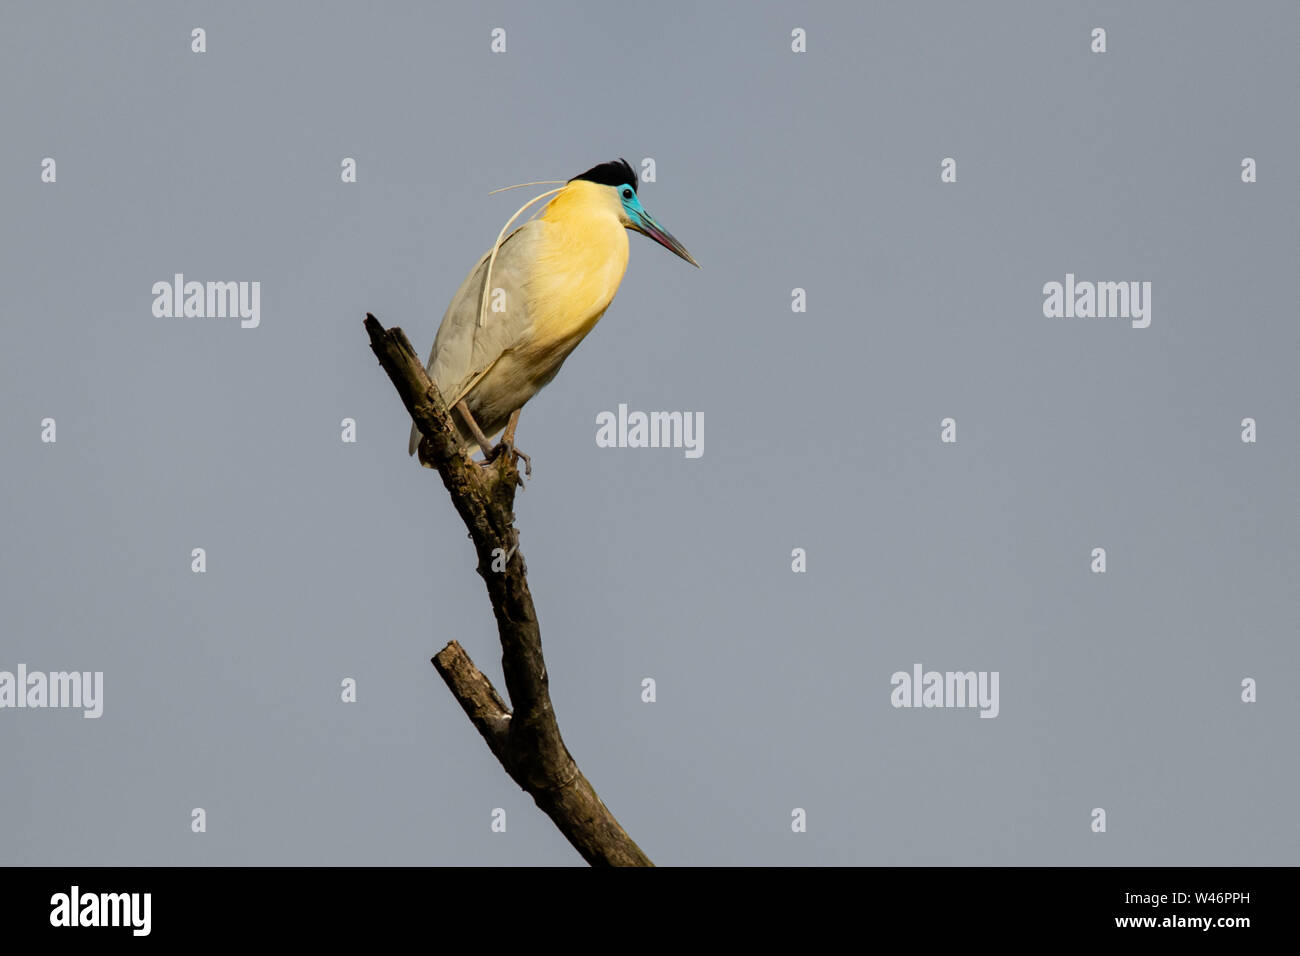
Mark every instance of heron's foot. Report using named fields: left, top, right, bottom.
left=490, top=438, right=532, bottom=478
left=506, top=441, right=533, bottom=478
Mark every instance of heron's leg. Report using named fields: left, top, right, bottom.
left=496, top=408, right=532, bottom=477
left=455, top=401, right=494, bottom=459
left=502, top=408, right=521, bottom=445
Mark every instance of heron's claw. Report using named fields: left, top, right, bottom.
left=488, top=438, right=532, bottom=478
left=505, top=439, right=532, bottom=477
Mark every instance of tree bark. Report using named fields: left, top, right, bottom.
left=364, top=313, right=652, bottom=867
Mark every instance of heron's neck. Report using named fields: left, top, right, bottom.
left=525, top=182, right=629, bottom=331
left=542, top=181, right=622, bottom=230
left=538, top=183, right=629, bottom=282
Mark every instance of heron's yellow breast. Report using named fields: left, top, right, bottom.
left=516, top=182, right=630, bottom=381
left=457, top=182, right=631, bottom=440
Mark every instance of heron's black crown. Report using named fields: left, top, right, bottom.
left=570, top=158, right=638, bottom=193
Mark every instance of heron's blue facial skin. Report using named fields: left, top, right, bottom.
left=617, top=183, right=699, bottom=267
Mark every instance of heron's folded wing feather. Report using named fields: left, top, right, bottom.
left=407, top=222, right=541, bottom=456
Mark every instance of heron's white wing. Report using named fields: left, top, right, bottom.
left=408, top=221, right=543, bottom=455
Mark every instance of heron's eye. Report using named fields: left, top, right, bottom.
left=622, top=188, right=633, bottom=200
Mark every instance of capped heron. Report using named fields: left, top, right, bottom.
left=408, top=158, right=698, bottom=474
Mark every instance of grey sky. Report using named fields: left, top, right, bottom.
left=1, top=1, right=1296, bottom=865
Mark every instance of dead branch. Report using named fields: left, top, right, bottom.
left=364, top=313, right=652, bottom=867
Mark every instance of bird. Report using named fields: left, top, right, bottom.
left=408, top=158, right=697, bottom=474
